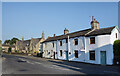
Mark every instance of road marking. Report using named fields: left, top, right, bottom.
left=52, top=64, right=80, bottom=70
left=26, top=61, right=34, bottom=64
left=34, top=62, right=42, bottom=64
left=18, top=58, right=34, bottom=64
left=18, top=58, right=26, bottom=62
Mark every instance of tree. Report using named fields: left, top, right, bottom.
left=0, top=40, right=1, bottom=55
left=0, top=40, right=1, bottom=46
left=8, top=47, right=12, bottom=53
left=113, top=40, right=120, bottom=56
left=4, top=40, right=10, bottom=44
left=4, top=38, right=19, bottom=45
left=9, top=38, right=19, bottom=45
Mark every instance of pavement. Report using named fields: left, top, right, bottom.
left=2, top=53, right=120, bottom=75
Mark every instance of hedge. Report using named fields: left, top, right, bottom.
left=113, top=40, right=120, bottom=56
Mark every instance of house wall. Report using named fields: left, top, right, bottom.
left=42, top=27, right=120, bottom=65
left=34, top=38, right=45, bottom=53
left=57, top=36, right=85, bottom=61
left=85, top=27, right=120, bottom=65
left=111, top=27, right=120, bottom=43
left=85, top=35, right=113, bottom=65
left=69, top=37, right=85, bottom=62
left=2, top=46, right=15, bottom=53
left=43, top=41, right=57, bottom=59
left=57, top=39, right=67, bottom=60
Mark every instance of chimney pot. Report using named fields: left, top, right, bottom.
left=92, top=16, right=94, bottom=21
left=53, top=34, right=56, bottom=37
left=42, top=31, right=45, bottom=39
left=22, top=36, right=24, bottom=41
left=91, top=16, right=99, bottom=30
left=64, top=28, right=69, bottom=35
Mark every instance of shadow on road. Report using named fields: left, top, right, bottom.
left=48, top=60, right=120, bottom=75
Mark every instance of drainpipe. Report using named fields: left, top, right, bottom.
left=56, top=40, right=58, bottom=59
left=68, top=35, right=70, bottom=61
left=84, top=37, right=86, bottom=62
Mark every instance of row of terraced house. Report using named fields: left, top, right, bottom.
left=16, top=16, right=120, bottom=65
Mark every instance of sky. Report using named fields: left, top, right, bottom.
left=2, top=2, right=118, bottom=43
left=118, top=1, right=120, bottom=28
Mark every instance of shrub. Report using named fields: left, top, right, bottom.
left=113, top=40, right=120, bottom=56
left=37, top=53, right=41, bottom=57
left=8, top=47, right=12, bottom=53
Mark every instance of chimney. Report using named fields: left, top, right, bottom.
left=42, top=31, right=45, bottom=39
left=91, top=16, right=99, bottom=30
left=53, top=34, right=56, bottom=37
left=92, top=16, right=94, bottom=21
left=64, top=28, right=69, bottom=35
left=22, top=36, right=24, bottom=41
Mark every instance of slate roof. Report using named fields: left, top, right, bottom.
left=85, top=26, right=115, bottom=37
left=2, top=44, right=15, bottom=48
left=31, top=38, right=42, bottom=46
left=43, top=26, right=116, bottom=43
left=43, top=28, right=91, bottom=42
left=22, top=40, right=31, bottom=46
left=17, top=38, right=41, bottom=46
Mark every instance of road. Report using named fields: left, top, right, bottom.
left=2, top=54, right=120, bottom=75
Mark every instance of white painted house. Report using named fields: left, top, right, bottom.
left=42, top=16, right=120, bottom=65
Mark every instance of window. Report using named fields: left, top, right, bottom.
left=53, top=42, right=54, bottom=47
left=66, top=39, right=68, bottom=43
left=60, top=41, right=62, bottom=46
left=116, top=33, right=117, bottom=38
left=48, top=52, right=50, bottom=54
left=74, top=39, right=78, bottom=45
left=74, top=50, right=78, bottom=58
left=90, top=37, right=95, bottom=44
left=89, top=51, right=95, bottom=60
left=51, top=50, right=53, bottom=56
left=60, top=50, right=62, bottom=56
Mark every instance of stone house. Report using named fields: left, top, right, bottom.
left=15, top=32, right=45, bottom=54
left=2, top=44, right=15, bottom=53
left=42, top=16, right=120, bottom=65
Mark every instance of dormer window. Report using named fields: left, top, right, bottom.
left=74, top=39, right=78, bottom=45
left=90, top=37, right=95, bottom=44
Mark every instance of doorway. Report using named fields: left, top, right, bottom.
left=66, top=51, right=68, bottom=60
left=53, top=52, right=55, bottom=59
left=100, top=51, right=106, bottom=65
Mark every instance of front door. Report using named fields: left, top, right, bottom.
left=53, top=52, right=55, bottom=59
left=66, top=51, right=68, bottom=60
left=100, top=51, right=106, bottom=65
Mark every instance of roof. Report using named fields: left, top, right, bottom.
left=85, top=26, right=115, bottom=37
left=43, top=28, right=91, bottom=42
left=22, top=40, right=31, bottom=46
left=2, top=44, right=15, bottom=48
left=31, top=38, right=42, bottom=46
left=17, top=38, right=42, bottom=46
left=43, top=26, right=116, bottom=43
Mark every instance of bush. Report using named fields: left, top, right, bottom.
left=37, top=53, right=42, bottom=57
left=113, top=40, right=120, bottom=65
left=113, top=40, right=120, bottom=56
left=37, top=53, right=41, bottom=57
left=8, top=47, right=12, bottom=53
left=0, top=47, right=2, bottom=55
